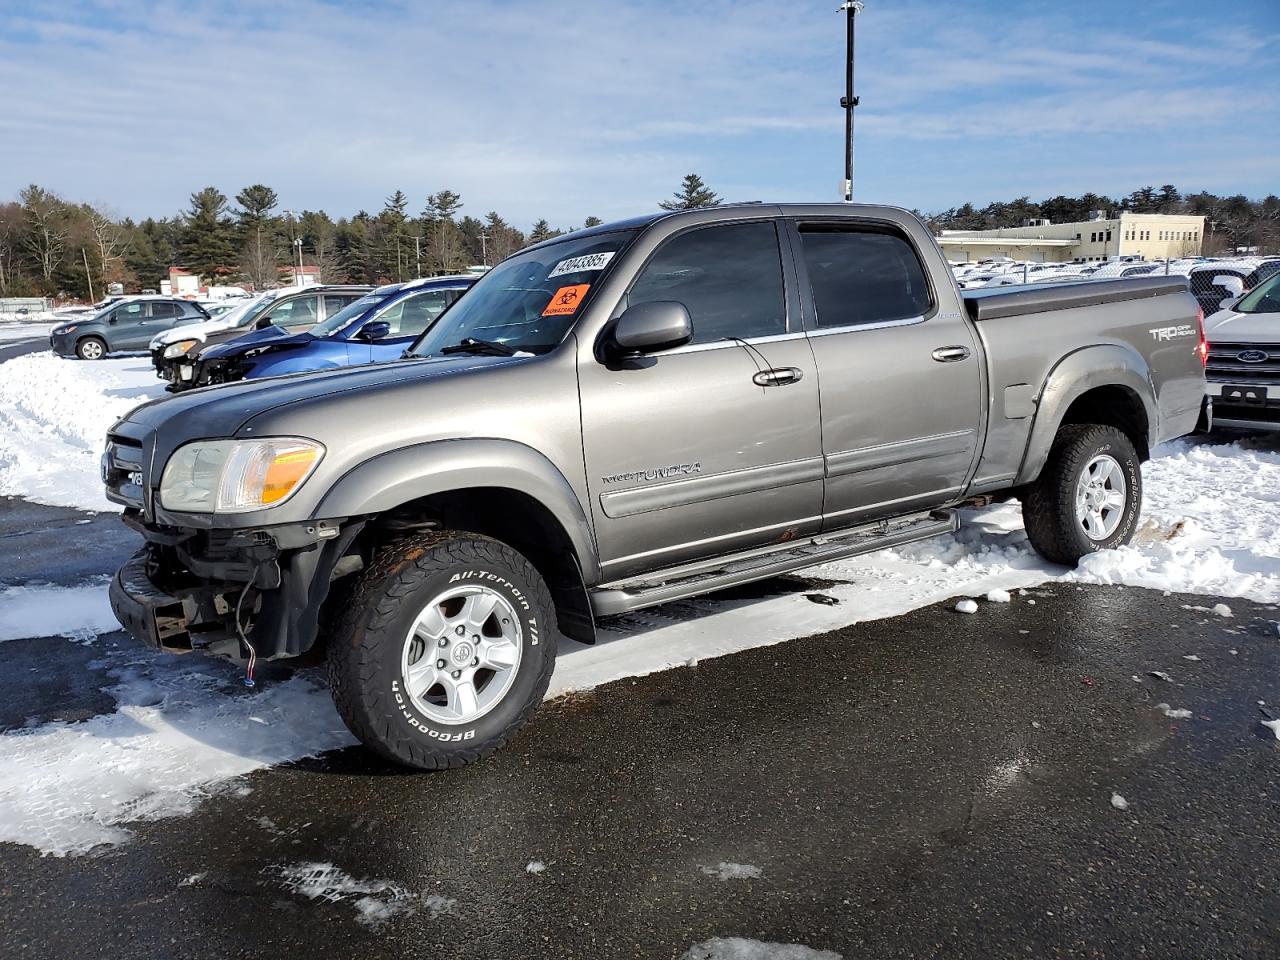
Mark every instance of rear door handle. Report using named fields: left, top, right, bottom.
left=931, top=345, right=971, bottom=362
left=752, top=367, right=804, bottom=387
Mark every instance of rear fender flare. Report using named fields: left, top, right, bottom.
left=315, top=438, right=600, bottom=583
left=1015, top=343, right=1159, bottom=486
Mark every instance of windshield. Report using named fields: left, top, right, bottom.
left=232, top=295, right=279, bottom=328
left=408, top=230, right=637, bottom=357
left=310, top=292, right=391, bottom=337
left=1237, top=271, right=1280, bottom=314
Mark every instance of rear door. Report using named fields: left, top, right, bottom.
left=788, top=219, right=984, bottom=527
left=579, top=219, right=824, bottom=579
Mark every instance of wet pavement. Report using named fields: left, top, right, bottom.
left=0, top=497, right=139, bottom=586
left=2, top=582, right=1277, bottom=959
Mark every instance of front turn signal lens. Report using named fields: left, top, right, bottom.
left=262, top=447, right=321, bottom=504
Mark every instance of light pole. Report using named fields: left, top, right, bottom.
left=839, top=1, right=864, bottom=202
left=480, top=229, right=489, bottom=267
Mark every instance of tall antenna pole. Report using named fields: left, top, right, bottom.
left=839, top=2, right=864, bottom=202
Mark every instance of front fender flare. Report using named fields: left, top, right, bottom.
left=315, top=438, right=600, bottom=583
left=1015, top=343, right=1159, bottom=486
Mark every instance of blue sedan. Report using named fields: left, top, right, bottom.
left=193, top=276, right=476, bottom=385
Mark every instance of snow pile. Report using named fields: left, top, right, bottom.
left=264, top=861, right=452, bottom=929
left=526, top=861, right=548, bottom=874
left=683, top=939, right=842, bottom=960
left=1262, top=719, right=1280, bottom=740
left=0, top=651, right=355, bottom=856
left=0, top=352, right=162, bottom=511
left=954, top=599, right=979, bottom=614
left=0, top=581, right=118, bottom=642
left=700, top=862, right=764, bottom=881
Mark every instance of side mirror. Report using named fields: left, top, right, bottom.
left=357, top=320, right=391, bottom=341
left=608, top=301, right=692, bottom=358
left=107, top=311, right=118, bottom=324
left=255, top=317, right=272, bottom=329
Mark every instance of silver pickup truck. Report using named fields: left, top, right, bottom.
left=104, top=203, right=1208, bottom=768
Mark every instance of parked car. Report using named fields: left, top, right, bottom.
left=150, top=292, right=279, bottom=386
left=154, top=285, right=372, bottom=390
left=1203, top=269, right=1280, bottom=431
left=49, top=296, right=210, bottom=359
left=105, top=203, right=1206, bottom=769
left=187, top=276, right=476, bottom=387
left=1189, top=258, right=1280, bottom=317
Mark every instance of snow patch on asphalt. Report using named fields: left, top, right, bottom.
left=0, top=652, right=355, bottom=856
left=683, top=938, right=842, bottom=960
left=700, top=861, right=764, bottom=881
left=265, top=862, right=454, bottom=929
left=0, top=352, right=163, bottom=511
left=0, top=580, right=118, bottom=642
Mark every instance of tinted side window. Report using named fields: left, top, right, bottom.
left=115, top=302, right=146, bottom=322
left=628, top=221, right=785, bottom=344
left=798, top=228, right=932, bottom=328
left=382, top=290, right=453, bottom=337
left=323, top=294, right=359, bottom=318
left=149, top=302, right=178, bottom=319
left=265, top=295, right=319, bottom=327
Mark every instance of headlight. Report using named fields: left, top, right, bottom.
left=159, top=438, right=324, bottom=513
left=163, top=339, right=198, bottom=359
left=57, top=324, right=78, bottom=334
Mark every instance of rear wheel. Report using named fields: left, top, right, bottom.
left=76, top=336, right=107, bottom=360
left=1023, top=424, right=1142, bottom=565
left=327, top=531, right=558, bottom=769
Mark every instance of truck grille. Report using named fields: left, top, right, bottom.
left=103, top=434, right=146, bottom=509
left=1205, top=342, right=1280, bottom=384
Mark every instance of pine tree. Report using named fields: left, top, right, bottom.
left=528, top=219, right=559, bottom=244
left=422, top=190, right=467, bottom=275
left=583, top=216, right=603, bottom=228
left=658, top=174, right=721, bottom=211
left=178, top=187, right=236, bottom=280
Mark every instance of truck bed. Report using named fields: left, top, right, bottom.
left=963, top=276, right=1191, bottom=321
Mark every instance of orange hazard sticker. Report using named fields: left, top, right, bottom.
left=542, top=284, right=590, bottom=316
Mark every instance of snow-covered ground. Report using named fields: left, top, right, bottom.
left=0, top=352, right=163, bottom=511
left=2, top=349, right=1279, bottom=856
left=0, top=321, right=55, bottom=342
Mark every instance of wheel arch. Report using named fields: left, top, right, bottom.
left=1016, top=344, right=1158, bottom=486
left=317, top=439, right=598, bottom=644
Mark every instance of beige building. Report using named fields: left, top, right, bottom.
left=939, top=212, right=1205, bottom=264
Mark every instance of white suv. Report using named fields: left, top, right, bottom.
left=1204, top=270, right=1280, bottom=431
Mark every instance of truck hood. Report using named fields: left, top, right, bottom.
left=1203, top=308, right=1280, bottom=343
left=111, top=353, right=523, bottom=460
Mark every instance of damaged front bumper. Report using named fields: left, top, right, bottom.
left=109, top=514, right=364, bottom=659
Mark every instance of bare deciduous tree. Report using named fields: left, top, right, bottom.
left=19, top=184, right=67, bottom=282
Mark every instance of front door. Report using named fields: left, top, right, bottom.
left=109, top=300, right=149, bottom=350
left=789, top=221, right=984, bottom=527
left=579, top=219, right=824, bottom=581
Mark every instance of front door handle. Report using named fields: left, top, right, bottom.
left=932, top=345, right=971, bottom=363
left=752, top=367, right=804, bottom=387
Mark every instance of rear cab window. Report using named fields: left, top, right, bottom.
left=796, top=225, right=933, bottom=329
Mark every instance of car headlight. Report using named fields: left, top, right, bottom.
left=57, top=324, right=78, bottom=334
left=159, top=438, right=324, bottom=513
left=163, top=339, right=198, bottom=359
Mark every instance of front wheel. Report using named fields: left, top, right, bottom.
left=327, top=532, right=558, bottom=769
left=1022, top=424, right=1142, bottom=565
left=76, top=336, right=107, bottom=360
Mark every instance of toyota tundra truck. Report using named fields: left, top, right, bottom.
left=104, top=203, right=1208, bottom=769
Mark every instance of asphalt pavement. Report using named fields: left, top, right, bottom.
left=1, top=579, right=1276, bottom=959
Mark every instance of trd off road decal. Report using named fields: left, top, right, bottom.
left=547, top=251, right=615, bottom=278
left=543, top=284, right=590, bottom=317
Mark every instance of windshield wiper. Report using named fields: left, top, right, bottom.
left=439, top=337, right=517, bottom=356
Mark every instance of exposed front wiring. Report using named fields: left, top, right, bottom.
left=234, top=566, right=261, bottom=688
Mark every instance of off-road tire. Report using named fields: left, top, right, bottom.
left=1023, top=424, right=1142, bottom=566
left=327, top=531, right=558, bottom=770
left=76, top=336, right=107, bottom=360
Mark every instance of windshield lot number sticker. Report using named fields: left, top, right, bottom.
left=543, top=284, right=591, bottom=316
left=548, top=252, right=615, bottom=278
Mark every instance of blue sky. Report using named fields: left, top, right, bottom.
left=0, top=0, right=1276, bottom=228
